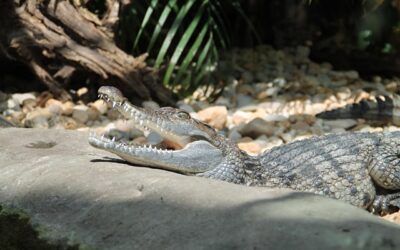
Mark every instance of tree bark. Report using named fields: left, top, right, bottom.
left=0, top=0, right=175, bottom=105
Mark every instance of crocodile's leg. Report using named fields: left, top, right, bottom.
left=368, top=136, right=400, bottom=213
left=371, top=193, right=400, bottom=214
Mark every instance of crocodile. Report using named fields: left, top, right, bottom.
left=316, top=94, right=400, bottom=125
left=89, top=86, right=400, bottom=214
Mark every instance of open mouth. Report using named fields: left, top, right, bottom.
left=89, top=90, right=190, bottom=154
left=88, top=86, right=223, bottom=173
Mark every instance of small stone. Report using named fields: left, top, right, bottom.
left=132, top=136, right=148, bottom=145
left=336, top=88, right=351, bottom=101
left=142, top=101, right=160, bottom=110
left=24, top=108, right=52, bottom=128
left=191, top=101, right=209, bottom=111
left=289, top=114, right=316, bottom=126
left=177, top=102, right=195, bottom=113
left=62, top=101, right=75, bottom=115
left=106, top=129, right=131, bottom=141
left=238, top=118, right=275, bottom=138
left=45, top=99, right=63, bottom=115
left=383, top=211, right=400, bottom=224
left=77, top=87, right=88, bottom=97
left=238, top=142, right=261, bottom=154
left=238, top=85, right=255, bottom=96
left=232, top=111, right=253, bottom=125
left=291, top=120, right=310, bottom=133
left=9, top=111, right=25, bottom=125
left=343, top=70, right=359, bottom=79
left=90, top=100, right=108, bottom=115
left=7, top=99, right=20, bottom=111
left=263, top=114, right=288, bottom=122
left=87, top=106, right=100, bottom=121
left=61, top=116, right=81, bottom=130
left=237, top=137, right=253, bottom=143
left=35, top=91, right=53, bottom=107
left=12, top=93, right=36, bottom=105
left=214, top=96, right=232, bottom=108
left=147, top=132, right=163, bottom=144
left=197, top=106, right=228, bottom=130
left=310, top=103, right=327, bottom=115
left=113, top=120, right=144, bottom=139
left=72, top=105, right=90, bottom=124
left=107, top=109, right=121, bottom=120
left=353, top=91, right=371, bottom=103
left=264, top=136, right=284, bottom=150
left=279, top=132, right=295, bottom=143
left=385, top=81, right=397, bottom=92
left=20, top=99, right=35, bottom=114
left=236, top=94, right=254, bottom=108
left=257, top=87, right=279, bottom=99
left=228, top=128, right=242, bottom=142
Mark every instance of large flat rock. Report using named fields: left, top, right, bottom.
left=0, top=128, right=400, bottom=249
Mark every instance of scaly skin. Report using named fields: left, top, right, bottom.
left=316, top=94, right=400, bottom=125
left=89, top=86, right=400, bottom=213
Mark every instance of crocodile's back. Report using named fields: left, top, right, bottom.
left=251, top=133, right=380, bottom=208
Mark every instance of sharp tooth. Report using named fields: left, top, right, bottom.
left=112, top=137, right=115, bottom=142
left=139, top=120, right=143, bottom=126
left=101, top=134, right=105, bottom=140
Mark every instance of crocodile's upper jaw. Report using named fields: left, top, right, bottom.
left=88, top=86, right=224, bottom=173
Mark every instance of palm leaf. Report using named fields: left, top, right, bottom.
left=133, top=0, right=159, bottom=49
left=147, top=0, right=178, bottom=52
left=124, top=0, right=252, bottom=99
left=163, top=0, right=207, bottom=85
left=174, top=22, right=209, bottom=85
left=154, top=0, right=197, bottom=68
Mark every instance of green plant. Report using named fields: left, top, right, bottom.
left=121, top=0, right=254, bottom=98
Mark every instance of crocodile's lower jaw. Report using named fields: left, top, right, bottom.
left=88, top=130, right=177, bottom=156
left=88, top=131, right=224, bottom=173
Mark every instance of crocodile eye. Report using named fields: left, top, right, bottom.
left=176, top=111, right=190, bottom=119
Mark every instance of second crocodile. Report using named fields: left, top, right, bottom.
left=89, top=86, right=400, bottom=214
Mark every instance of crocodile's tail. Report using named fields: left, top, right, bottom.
left=316, top=95, right=400, bottom=125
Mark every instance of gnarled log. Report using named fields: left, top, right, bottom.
left=0, top=0, right=175, bottom=105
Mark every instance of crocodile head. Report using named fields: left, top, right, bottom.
left=88, top=86, right=224, bottom=173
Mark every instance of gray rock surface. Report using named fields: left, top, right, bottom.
left=0, top=128, right=400, bottom=250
